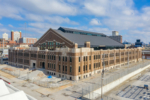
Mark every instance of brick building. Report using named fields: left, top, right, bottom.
left=11, top=31, right=22, bottom=42
left=0, top=38, right=9, bottom=47
left=19, top=37, right=37, bottom=44
left=8, top=27, right=142, bottom=81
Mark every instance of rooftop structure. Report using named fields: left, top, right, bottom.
left=109, top=31, right=122, bottom=43
left=0, top=80, right=36, bottom=100
left=34, top=27, right=124, bottom=50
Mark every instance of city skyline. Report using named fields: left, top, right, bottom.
left=0, top=0, right=150, bottom=43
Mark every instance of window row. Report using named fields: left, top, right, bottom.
left=48, top=55, right=56, bottom=60
left=38, top=54, right=45, bottom=59
left=59, top=56, right=72, bottom=62
left=58, top=65, right=72, bottom=72
left=48, top=63, right=55, bottom=69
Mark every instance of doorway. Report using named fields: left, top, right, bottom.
left=33, top=63, right=35, bottom=68
left=42, top=62, right=45, bottom=69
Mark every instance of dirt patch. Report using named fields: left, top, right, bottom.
left=3, top=67, right=14, bottom=71
left=37, top=72, right=45, bottom=77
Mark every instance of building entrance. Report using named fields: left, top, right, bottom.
left=42, top=62, right=45, bottom=69
left=33, top=63, right=35, bottom=68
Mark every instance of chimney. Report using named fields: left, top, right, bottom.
left=85, top=41, right=90, bottom=48
left=74, top=43, right=78, bottom=48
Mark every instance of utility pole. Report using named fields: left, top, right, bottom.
left=101, top=53, right=105, bottom=100
left=128, top=51, right=129, bottom=65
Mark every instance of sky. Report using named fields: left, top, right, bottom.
left=0, top=0, right=150, bottom=43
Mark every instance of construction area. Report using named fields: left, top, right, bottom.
left=0, top=60, right=150, bottom=100
left=0, top=65, right=71, bottom=88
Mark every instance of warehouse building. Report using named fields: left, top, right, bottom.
left=8, top=27, right=142, bottom=81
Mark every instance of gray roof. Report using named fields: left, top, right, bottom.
left=59, top=27, right=106, bottom=36
left=53, top=29, right=124, bottom=47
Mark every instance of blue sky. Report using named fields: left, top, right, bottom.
left=0, top=0, right=150, bottom=43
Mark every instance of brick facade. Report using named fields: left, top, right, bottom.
left=8, top=47, right=142, bottom=81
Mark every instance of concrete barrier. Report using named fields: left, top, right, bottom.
left=84, top=63, right=150, bottom=99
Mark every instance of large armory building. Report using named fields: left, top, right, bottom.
left=8, top=27, right=142, bottom=81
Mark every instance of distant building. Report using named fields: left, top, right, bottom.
left=112, top=31, right=119, bottom=36
left=0, top=38, right=9, bottom=47
left=11, top=30, right=22, bottom=42
left=2, top=33, right=8, bottom=40
left=123, top=40, right=132, bottom=48
left=135, top=39, right=143, bottom=47
left=109, top=31, right=122, bottom=43
left=19, top=37, right=37, bottom=44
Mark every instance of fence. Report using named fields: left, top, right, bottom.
left=82, top=60, right=150, bottom=100
left=1, top=69, right=20, bottom=77
left=29, top=79, right=72, bottom=88
left=0, top=67, right=72, bottom=88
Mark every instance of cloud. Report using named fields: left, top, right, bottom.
left=0, top=28, right=10, bottom=33
left=4, top=0, right=77, bottom=16
left=0, top=2, right=23, bottom=20
left=0, top=23, right=3, bottom=26
left=28, top=22, right=59, bottom=29
left=45, top=16, right=79, bottom=25
left=90, top=18, right=101, bottom=25
left=89, top=27, right=111, bottom=35
left=8, top=24, right=13, bottom=28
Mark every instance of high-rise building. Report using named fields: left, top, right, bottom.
left=109, top=31, right=122, bottom=43
left=2, top=33, right=8, bottom=40
left=11, top=30, right=22, bottom=42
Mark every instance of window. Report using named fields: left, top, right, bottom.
left=54, top=56, right=55, bottom=60
left=70, top=57, right=72, bottom=62
left=63, top=57, right=64, bottom=61
left=65, top=57, right=67, bottom=62
left=52, top=64, right=53, bottom=69
left=79, top=57, right=80, bottom=62
left=70, top=66, right=72, bottom=72
left=50, top=55, right=51, bottom=59
left=89, top=64, right=91, bottom=70
left=59, top=56, right=61, bottom=61
left=84, top=57, right=85, bottom=61
left=86, top=57, right=87, bottom=61
left=54, top=64, right=55, bottom=69
left=65, top=66, right=67, bottom=71
left=50, top=63, right=51, bottom=68
left=52, top=55, right=53, bottom=60
left=83, top=66, right=85, bottom=71
left=63, top=66, right=64, bottom=71
left=79, top=66, right=80, bottom=72
left=86, top=65, right=87, bottom=71
left=94, top=55, right=95, bottom=60
left=59, top=65, right=61, bottom=70
left=89, top=56, right=91, bottom=60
